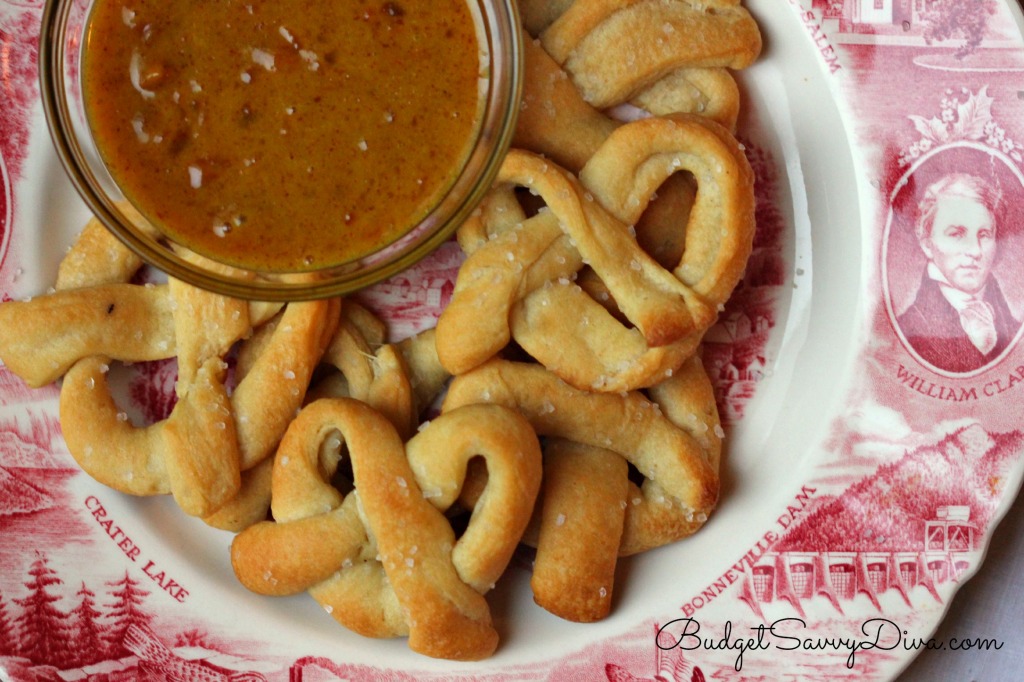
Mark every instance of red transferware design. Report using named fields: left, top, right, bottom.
left=2, top=1, right=1024, bottom=680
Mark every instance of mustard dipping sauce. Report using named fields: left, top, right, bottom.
left=82, top=0, right=485, bottom=272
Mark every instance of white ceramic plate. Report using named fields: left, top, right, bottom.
left=2, top=1, right=1024, bottom=680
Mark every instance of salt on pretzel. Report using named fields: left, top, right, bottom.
left=437, top=147, right=703, bottom=390
left=437, top=113, right=753, bottom=391
left=442, top=355, right=721, bottom=622
left=0, top=217, right=339, bottom=527
left=514, top=33, right=740, bottom=176
left=536, top=0, right=761, bottom=109
left=529, top=439, right=628, bottom=622
left=512, top=37, right=733, bottom=271
left=580, top=114, right=755, bottom=304
left=56, top=295, right=338, bottom=525
left=230, top=398, right=542, bottom=660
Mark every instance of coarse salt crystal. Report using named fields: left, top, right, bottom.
left=251, top=48, right=275, bottom=71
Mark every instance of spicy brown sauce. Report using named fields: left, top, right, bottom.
left=82, top=0, right=484, bottom=272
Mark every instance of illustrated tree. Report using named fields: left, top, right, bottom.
left=13, top=553, right=70, bottom=667
left=68, top=582, right=106, bottom=668
left=103, top=571, right=153, bottom=659
left=921, top=0, right=999, bottom=59
left=0, top=590, right=19, bottom=656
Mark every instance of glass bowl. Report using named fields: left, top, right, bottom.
left=38, top=0, right=522, bottom=301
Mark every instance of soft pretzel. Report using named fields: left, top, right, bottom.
left=512, top=37, right=734, bottom=272
left=0, top=0, right=764, bottom=653
left=581, top=114, right=756, bottom=303
left=230, top=399, right=542, bottom=660
left=308, top=301, right=449, bottom=440
left=529, top=439, right=628, bottom=622
left=538, top=0, right=761, bottom=109
left=0, top=219, right=339, bottom=527
left=514, top=35, right=740, bottom=176
left=57, top=298, right=337, bottom=520
left=436, top=113, right=753, bottom=392
left=519, top=1, right=746, bottom=131
left=442, top=357, right=720, bottom=532
left=442, top=355, right=721, bottom=621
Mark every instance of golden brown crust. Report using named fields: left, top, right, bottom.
left=0, top=285, right=176, bottom=387
left=230, top=399, right=542, bottom=660
left=542, top=0, right=761, bottom=108
left=441, top=354, right=722, bottom=619
left=437, top=114, right=754, bottom=392
left=0, top=0, right=765, bottom=649
left=529, top=440, right=628, bottom=622
left=442, top=358, right=719, bottom=515
left=0, top=216, right=339, bottom=525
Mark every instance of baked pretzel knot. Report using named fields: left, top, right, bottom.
left=525, top=0, right=761, bottom=109
left=436, top=114, right=754, bottom=392
left=230, top=399, right=542, bottom=660
left=442, top=356, right=721, bottom=622
left=0, top=216, right=338, bottom=528
left=308, top=300, right=449, bottom=442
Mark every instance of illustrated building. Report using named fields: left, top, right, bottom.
left=745, top=505, right=976, bottom=616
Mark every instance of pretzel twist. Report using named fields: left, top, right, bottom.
left=514, top=32, right=740, bottom=177
left=0, top=216, right=339, bottom=528
left=230, top=399, right=542, bottom=660
left=441, top=355, right=721, bottom=621
left=436, top=113, right=753, bottom=392
left=536, top=0, right=761, bottom=109
left=308, top=300, right=449, bottom=440
left=511, top=5, right=754, bottom=312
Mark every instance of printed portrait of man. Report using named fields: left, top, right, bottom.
left=897, top=172, right=1020, bottom=373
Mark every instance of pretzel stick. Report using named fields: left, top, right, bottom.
left=530, top=439, right=628, bottom=622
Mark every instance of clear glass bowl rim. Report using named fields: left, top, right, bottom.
left=38, top=0, right=523, bottom=301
